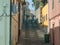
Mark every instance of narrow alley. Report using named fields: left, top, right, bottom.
left=0, top=0, right=60, bottom=45
left=17, top=26, right=52, bottom=45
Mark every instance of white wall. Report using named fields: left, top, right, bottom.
left=35, top=7, right=40, bottom=23
left=0, top=0, right=10, bottom=45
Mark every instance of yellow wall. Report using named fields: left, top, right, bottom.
left=42, top=4, right=48, bottom=26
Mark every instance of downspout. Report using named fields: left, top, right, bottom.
left=18, top=0, right=20, bottom=41
left=10, top=0, right=12, bottom=45
left=47, top=1, right=49, bottom=34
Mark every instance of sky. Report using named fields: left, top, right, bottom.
left=26, top=0, right=35, bottom=11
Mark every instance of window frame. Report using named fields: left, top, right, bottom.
left=58, top=0, right=60, bottom=3
left=46, top=14, right=47, bottom=20
left=12, top=0, right=18, bottom=14
left=52, top=0, right=54, bottom=9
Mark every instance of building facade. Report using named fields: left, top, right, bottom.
left=35, top=7, right=40, bottom=24
left=42, top=3, right=48, bottom=33
left=49, top=0, right=60, bottom=45
left=0, top=0, right=25, bottom=45
left=0, top=0, right=10, bottom=45
left=11, top=0, right=24, bottom=45
left=11, top=0, right=18, bottom=45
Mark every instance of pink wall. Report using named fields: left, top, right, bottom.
left=49, top=0, right=60, bottom=45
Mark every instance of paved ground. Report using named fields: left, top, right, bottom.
left=17, top=28, right=53, bottom=45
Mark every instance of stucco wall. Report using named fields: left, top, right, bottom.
left=49, top=0, right=60, bottom=45
left=42, top=4, right=48, bottom=26
left=0, top=0, right=10, bottom=45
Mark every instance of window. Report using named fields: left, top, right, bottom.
left=12, top=0, right=18, bottom=14
left=13, top=0, right=14, bottom=4
left=52, top=0, right=54, bottom=9
left=45, top=15, right=47, bottom=21
left=36, top=1, right=40, bottom=9
left=46, top=14, right=47, bottom=20
left=59, top=0, right=60, bottom=3
left=12, top=4, right=18, bottom=14
left=44, top=16, right=45, bottom=21
left=43, top=0, right=48, bottom=6
left=43, top=16, right=45, bottom=22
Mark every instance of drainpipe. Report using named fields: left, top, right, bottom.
left=10, top=0, right=12, bottom=45
left=47, top=2, right=49, bottom=34
left=18, top=0, right=20, bottom=41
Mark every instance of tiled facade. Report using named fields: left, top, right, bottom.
left=49, top=0, right=60, bottom=45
